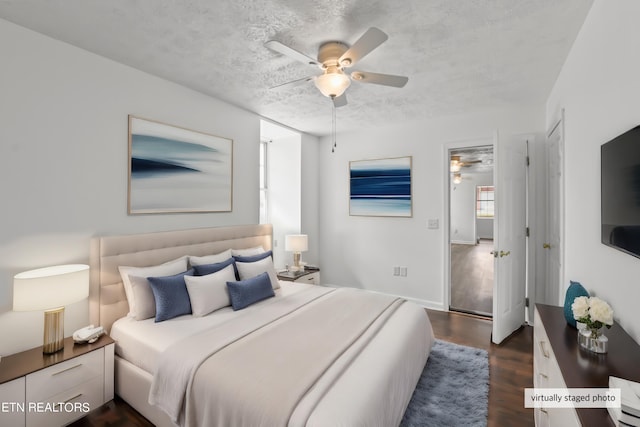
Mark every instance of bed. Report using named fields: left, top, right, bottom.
left=89, top=224, right=434, bottom=427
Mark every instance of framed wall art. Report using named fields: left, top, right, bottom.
left=128, top=115, right=233, bottom=214
left=349, top=156, right=412, bottom=217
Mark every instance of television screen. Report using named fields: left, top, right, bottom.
left=601, top=125, right=640, bottom=258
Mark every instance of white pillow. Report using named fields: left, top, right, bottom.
left=118, top=256, right=188, bottom=318
left=235, top=256, right=280, bottom=290
left=129, top=276, right=157, bottom=320
left=189, top=249, right=232, bottom=266
left=231, top=246, right=265, bottom=257
left=184, top=264, right=236, bottom=316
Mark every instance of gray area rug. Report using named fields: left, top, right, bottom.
left=400, top=339, right=489, bottom=427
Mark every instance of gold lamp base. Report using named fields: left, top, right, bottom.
left=43, top=307, right=65, bottom=354
left=293, top=252, right=302, bottom=268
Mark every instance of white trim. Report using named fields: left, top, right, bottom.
left=321, top=285, right=446, bottom=311
left=451, top=240, right=477, bottom=245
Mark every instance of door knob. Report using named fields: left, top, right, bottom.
left=490, top=251, right=498, bottom=258
left=543, top=243, right=551, bottom=249
left=499, top=250, right=511, bottom=257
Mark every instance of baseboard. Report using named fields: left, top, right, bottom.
left=451, top=240, right=476, bottom=245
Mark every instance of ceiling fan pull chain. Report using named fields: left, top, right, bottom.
left=332, top=101, right=337, bottom=153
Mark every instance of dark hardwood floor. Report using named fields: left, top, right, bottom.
left=72, top=310, right=533, bottom=427
left=450, top=239, right=494, bottom=316
left=427, top=309, right=534, bottom=427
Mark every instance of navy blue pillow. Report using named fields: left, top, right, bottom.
left=233, top=250, right=273, bottom=263
left=193, top=257, right=236, bottom=277
left=148, top=268, right=194, bottom=322
left=564, top=280, right=589, bottom=328
left=226, top=272, right=275, bottom=311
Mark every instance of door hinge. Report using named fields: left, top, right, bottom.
left=526, top=227, right=530, bottom=237
left=526, top=156, right=530, bottom=166
left=525, top=297, right=529, bottom=307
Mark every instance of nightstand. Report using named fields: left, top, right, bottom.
left=0, top=334, right=114, bottom=427
left=277, top=268, right=321, bottom=285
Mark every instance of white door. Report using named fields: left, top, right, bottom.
left=545, top=119, right=564, bottom=305
left=492, top=133, right=528, bottom=344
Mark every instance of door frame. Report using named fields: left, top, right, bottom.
left=442, top=136, right=494, bottom=313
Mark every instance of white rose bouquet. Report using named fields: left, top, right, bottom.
left=571, top=296, right=614, bottom=337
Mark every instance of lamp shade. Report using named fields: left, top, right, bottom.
left=285, top=235, right=308, bottom=252
left=314, top=70, right=351, bottom=98
left=13, top=264, right=90, bottom=311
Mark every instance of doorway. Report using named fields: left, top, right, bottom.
left=449, top=146, right=495, bottom=317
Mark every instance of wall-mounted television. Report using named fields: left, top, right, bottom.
left=601, top=125, right=640, bottom=258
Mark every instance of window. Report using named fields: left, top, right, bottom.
left=259, top=140, right=269, bottom=223
left=476, top=186, right=495, bottom=218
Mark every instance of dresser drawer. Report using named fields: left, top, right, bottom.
left=26, top=375, right=103, bottom=427
left=26, top=349, right=103, bottom=402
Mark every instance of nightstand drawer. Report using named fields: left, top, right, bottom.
left=0, top=377, right=26, bottom=427
left=26, top=349, right=103, bottom=402
left=294, top=272, right=320, bottom=285
left=26, top=375, right=103, bottom=427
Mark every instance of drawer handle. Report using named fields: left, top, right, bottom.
left=539, top=341, right=550, bottom=358
left=540, top=408, right=548, bottom=414
left=52, top=363, right=83, bottom=376
left=54, top=393, right=83, bottom=411
left=538, top=373, right=548, bottom=379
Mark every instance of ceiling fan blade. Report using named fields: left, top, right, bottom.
left=332, top=93, right=348, bottom=108
left=264, top=40, right=319, bottom=66
left=269, top=75, right=314, bottom=90
left=351, top=71, right=408, bottom=88
left=339, top=27, right=388, bottom=67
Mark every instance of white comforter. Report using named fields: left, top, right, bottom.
left=148, top=285, right=433, bottom=427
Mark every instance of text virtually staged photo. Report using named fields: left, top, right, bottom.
left=2, top=1, right=640, bottom=426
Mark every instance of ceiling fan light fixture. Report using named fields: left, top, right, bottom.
left=450, top=156, right=462, bottom=172
left=314, top=67, right=351, bottom=98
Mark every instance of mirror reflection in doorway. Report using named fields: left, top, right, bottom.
left=449, top=146, right=494, bottom=317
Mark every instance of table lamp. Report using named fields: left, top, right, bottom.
left=13, top=264, right=90, bottom=354
left=285, top=234, right=308, bottom=270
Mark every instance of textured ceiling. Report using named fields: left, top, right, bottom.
left=0, top=0, right=593, bottom=136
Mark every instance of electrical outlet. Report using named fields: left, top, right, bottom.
left=428, top=219, right=439, bottom=229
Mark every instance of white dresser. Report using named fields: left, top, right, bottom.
left=534, top=304, right=640, bottom=427
left=0, top=335, right=114, bottom=427
left=533, top=306, right=580, bottom=426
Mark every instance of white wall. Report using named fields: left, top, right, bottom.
left=318, top=108, right=544, bottom=309
left=301, top=133, right=321, bottom=266
left=0, top=19, right=263, bottom=355
left=267, top=135, right=301, bottom=268
left=546, top=0, right=640, bottom=344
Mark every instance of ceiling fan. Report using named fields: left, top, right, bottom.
left=450, top=155, right=483, bottom=172
left=265, top=27, right=408, bottom=107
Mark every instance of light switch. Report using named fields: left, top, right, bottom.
left=428, top=219, right=439, bottom=229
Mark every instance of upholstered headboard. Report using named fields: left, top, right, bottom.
left=89, top=224, right=273, bottom=332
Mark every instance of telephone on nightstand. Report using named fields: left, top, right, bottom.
left=73, top=325, right=104, bottom=344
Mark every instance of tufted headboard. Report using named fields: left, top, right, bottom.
left=89, top=224, right=273, bottom=333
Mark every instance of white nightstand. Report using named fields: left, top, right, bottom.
left=277, top=269, right=321, bottom=285
left=0, top=335, right=114, bottom=427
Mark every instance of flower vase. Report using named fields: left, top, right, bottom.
left=577, top=328, right=608, bottom=354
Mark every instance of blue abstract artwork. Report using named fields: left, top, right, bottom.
left=350, top=157, right=412, bottom=217
left=128, top=116, right=233, bottom=214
